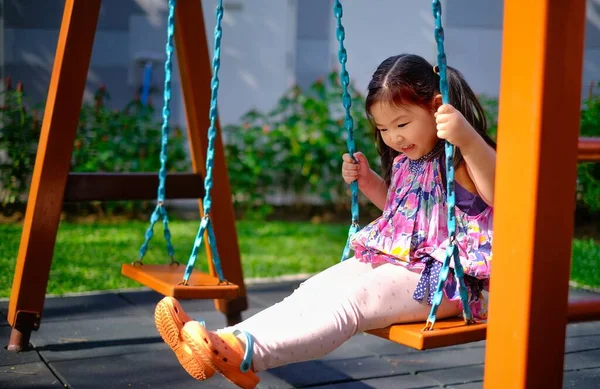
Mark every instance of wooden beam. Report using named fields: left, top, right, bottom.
left=174, top=0, right=247, bottom=325
left=483, top=0, right=586, bottom=388
left=64, top=172, right=205, bottom=202
left=58, top=136, right=600, bottom=203
left=7, top=0, right=101, bottom=351
left=578, top=137, right=600, bottom=162
left=567, top=298, right=600, bottom=323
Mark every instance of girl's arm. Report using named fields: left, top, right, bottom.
left=434, top=103, right=496, bottom=206
left=360, top=169, right=388, bottom=210
left=460, top=136, right=496, bottom=206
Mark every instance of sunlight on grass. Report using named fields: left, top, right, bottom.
left=0, top=220, right=349, bottom=297
left=1, top=220, right=599, bottom=297
left=571, top=239, right=600, bottom=288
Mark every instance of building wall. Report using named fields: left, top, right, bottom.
left=327, top=0, right=437, bottom=99
left=295, top=0, right=332, bottom=89
left=1, top=0, right=296, bottom=127
left=444, top=0, right=600, bottom=100
left=2, top=0, right=600, bottom=129
left=326, top=0, right=600, bottom=102
left=3, top=0, right=137, bottom=110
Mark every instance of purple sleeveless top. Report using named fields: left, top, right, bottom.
left=440, top=154, right=488, bottom=216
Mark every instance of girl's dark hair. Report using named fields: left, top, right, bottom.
left=365, top=54, right=496, bottom=185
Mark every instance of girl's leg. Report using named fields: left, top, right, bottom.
left=228, top=261, right=462, bottom=372
left=226, top=257, right=373, bottom=331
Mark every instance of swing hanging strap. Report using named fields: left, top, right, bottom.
left=136, top=0, right=227, bottom=285
left=424, top=0, right=473, bottom=329
left=136, top=0, right=178, bottom=267
left=333, top=0, right=360, bottom=262
left=182, top=0, right=227, bottom=284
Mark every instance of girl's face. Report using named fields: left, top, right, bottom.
left=370, top=100, right=440, bottom=160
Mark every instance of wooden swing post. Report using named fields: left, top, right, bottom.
left=483, top=0, right=587, bottom=388
left=6, top=0, right=102, bottom=351
left=6, top=0, right=247, bottom=351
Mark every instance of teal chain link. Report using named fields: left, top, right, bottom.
left=137, top=0, right=177, bottom=265
left=425, top=0, right=473, bottom=329
left=183, top=0, right=226, bottom=283
left=334, top=0, right=360, bottom=262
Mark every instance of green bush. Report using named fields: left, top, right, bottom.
left=1, top=75, right=599, bottom=220
left=578, top=84, right=600, bottom=213
left=0, top=79, right=42, bottom=206
left=71, top=86, right=189, bottom=174
left=478, top=94, right=499, bottom=140
left=0, top=80, right=189, bottom=212
left=223, top=72, right=379, bottom=217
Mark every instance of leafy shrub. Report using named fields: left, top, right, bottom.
left=0, top=79, right=42, bottom=206
left=222, top=72, right=380, bottom=218
left=0, top=80, right=189, bottom=214
left=578, top=83, right=600, bottom=213
left=2, top=75, right=599, bottom=221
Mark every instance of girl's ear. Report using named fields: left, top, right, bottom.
left=432, top=94, right=443, bottom=112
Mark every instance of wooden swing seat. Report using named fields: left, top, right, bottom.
left=121, top=263, right=240, bottom=300
left=367, top=297, right=600, bottom=350
left=367, top=317, right=487, bottom=350
left=62, top=172, right=241, bottom=300
left=368, top=141, right=600, bottom=350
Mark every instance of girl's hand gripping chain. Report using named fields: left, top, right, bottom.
left=342, top=152, right=371, bottom=189
left=434, top=104, right=478, bottom=150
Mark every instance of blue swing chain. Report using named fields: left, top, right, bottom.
left=136, top=0, right=226, bottom=286
left=425, top=0, right=474, bottom=329
left=136, top=0, right=177, bottom=266
left=183, top=0, right=227, bottom=284
left=334, top=0, right=360, bottom=262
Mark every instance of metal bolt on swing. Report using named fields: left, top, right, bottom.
left=423, top=320, right=436, bottom=332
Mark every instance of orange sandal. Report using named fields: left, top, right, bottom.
left=182, top=321, right=260, bottom=389
left=154, top=297, right=215, bottom=380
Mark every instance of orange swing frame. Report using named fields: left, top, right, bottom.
left=371, top=1, right=600, bottom=388
left=5, top=1, right=600, bottom=388
left=6, top=0, right=247, bottom=352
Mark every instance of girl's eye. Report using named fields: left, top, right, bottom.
left=377, top=128, right=387, bottom=132
left=398, top=122, right=409, bottom=128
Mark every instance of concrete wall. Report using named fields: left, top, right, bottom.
left=295, top=0, right=332, bottom=89
left=327, top=0, right=437, bottom=99
left=1, top=0, right=296, bottom=126
left=3, top=0, right=600, bottom=128
left=3, top=0, right=139, bottom=110
left=326, top=0, right=600, bottom=101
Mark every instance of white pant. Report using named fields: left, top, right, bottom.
left=225, top=257, right=462, bottom=371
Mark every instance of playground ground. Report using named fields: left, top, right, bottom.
left=2, top=279, right=600, bottom=389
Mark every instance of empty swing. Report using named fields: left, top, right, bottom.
left=121, top=0, right=239, bottom=300
left=334, top=0, right=487, bottom=350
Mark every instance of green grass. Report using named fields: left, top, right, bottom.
left=1, top=220, right=599, bottom=297
left=571, top=238, right=600, bottom=289
left=0, top=220, right=349, bottom=297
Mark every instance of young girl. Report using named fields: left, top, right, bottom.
left=154, top=53, right=496, bottom=389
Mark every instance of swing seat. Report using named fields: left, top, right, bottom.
left=367, top=297, right=600, bottom=350
left=121, top=263, right=240, bottom=300
left=367, top=318, right=487, bottom=350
